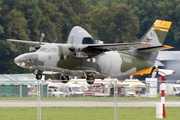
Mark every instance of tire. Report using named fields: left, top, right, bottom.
left=36, top=73, right=42, bottom=80
left=61, top=75, right=69, bottom=83
left=86, top=76, right=95, bottom=85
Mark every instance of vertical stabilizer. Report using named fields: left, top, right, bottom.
left=67, top=26, right=94, bottom=44
left=139, top=20, right=172, bottom=46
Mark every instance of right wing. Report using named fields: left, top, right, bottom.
left=70, top=42, right=151, bottom=58
left=6, top=39, right=48, bottom=45
left=86, top=42, right=151, bottom=51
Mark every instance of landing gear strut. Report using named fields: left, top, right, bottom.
left=60, top=75, right=69, bottom=83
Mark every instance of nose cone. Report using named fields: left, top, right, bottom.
left=14, top=54, right=28, bottom=68
left=14, top=56, right=20, bottom=66
left=14, top=53, right=38, bottom=68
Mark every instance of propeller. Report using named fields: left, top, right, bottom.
left=69, top=34, right=75, bottom=52
left=29, top=33, right=45, bottom=52
left=40, top=33, right=45, bottom=45
left=35, top=33, right=45, bottom=49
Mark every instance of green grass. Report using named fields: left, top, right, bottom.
left=0, top=107, right=179, bottom=120
left=0, top=96, right=180, bottom=101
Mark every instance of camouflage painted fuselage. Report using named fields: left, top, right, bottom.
left=14, top=43, right=152, bottom=78
left=13, top=20, right=172, bottom=79
left=57, top=44, right=152, bottom=76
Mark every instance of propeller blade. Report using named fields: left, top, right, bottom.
left=40, top=33, right=45, bottom=45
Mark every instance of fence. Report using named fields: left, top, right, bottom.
left=0, top=78, right=179, bottom=120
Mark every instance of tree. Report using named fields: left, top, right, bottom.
left=88, top=3, right=139, bottom=43
left=0, top=0, right=4, bottom=35
left=4, top=9, right=29, bottom=40
left=38, top=0, right=63, bottom=43
left=17, top=0, right=42, bottom=41
left=0, top=40, right=32, bottom=73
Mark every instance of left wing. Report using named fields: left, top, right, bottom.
left=6, top=39, right=48, bottom=45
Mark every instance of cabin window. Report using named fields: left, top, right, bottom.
left=92, top=58, right=96, bottom=63
left=86, top=58, right=90, bottom=62
left=52, top=48, right=57, bottom=52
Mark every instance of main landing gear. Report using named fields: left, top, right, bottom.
left=85, top=72, right=95, bottom=85
left=86, top=75, right=95, bottom=85
left=60, top=75, right=69, bottom=83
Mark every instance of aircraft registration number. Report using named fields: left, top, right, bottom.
left=123, top=58, right=132, bottom=63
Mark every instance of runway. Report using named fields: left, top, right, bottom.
left=0, top=100, right=180, bottom=107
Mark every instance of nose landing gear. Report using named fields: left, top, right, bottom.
left=36, top=73, right=42, bottom=80
left=34, top=70, right=42, bottom=80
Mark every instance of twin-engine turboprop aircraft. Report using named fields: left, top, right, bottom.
left=7, top=20, right=172, bottom=84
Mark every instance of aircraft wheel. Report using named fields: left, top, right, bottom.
left=86, top=76, right=95, bottom=85
left=36, top=73, right=42, bottom=80
left=61, top=75, right=69, bottom=83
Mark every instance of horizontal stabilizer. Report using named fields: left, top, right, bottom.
left=127, top=67, right=153, bottom=76
left=157, top=51, right=180, bottom=61
left=137, top=45, right=173, bottom=52
left=154, top=60, right=165, bottom=66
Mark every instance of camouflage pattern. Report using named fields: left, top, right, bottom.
left=12, top=20, right=172, bottom=79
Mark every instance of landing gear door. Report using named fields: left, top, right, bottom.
left=98, top=56, right=111, bottom=74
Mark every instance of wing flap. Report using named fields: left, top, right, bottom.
left=137, top=45, right=173, bottom=52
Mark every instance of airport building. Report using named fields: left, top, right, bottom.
left=0, top=73, right=48, bottom=97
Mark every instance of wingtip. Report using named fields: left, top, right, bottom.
left=162, top=45, right=174, bottom=49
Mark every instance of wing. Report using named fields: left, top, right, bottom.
left=87, top=42, right=151, bottom=51
left=6, top=39, right=48, bottom=45
left=69, top=42, right=151, bottom=58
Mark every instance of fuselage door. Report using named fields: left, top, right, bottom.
left=97, top=56, right=111, bottom=74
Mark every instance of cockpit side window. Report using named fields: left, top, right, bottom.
left=47, top=48, right=51, bottom=52
left=52, top=48, right=57, bottom=52
left=46, top=48, right=57, bottom=53
left=39, top=47, right=48, bottom=52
